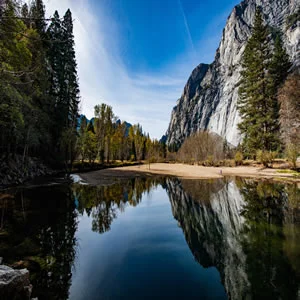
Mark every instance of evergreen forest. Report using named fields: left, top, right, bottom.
left=0, top=0, right=79, bottom=166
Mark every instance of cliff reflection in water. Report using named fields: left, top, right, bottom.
left=165, top=178, right=300, bottom=300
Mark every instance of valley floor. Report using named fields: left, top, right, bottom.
left=79, top=163, right=300, bottom=185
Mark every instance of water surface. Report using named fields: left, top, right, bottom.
left=0, top=177, right=299, bottom=299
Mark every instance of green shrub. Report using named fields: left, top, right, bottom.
left=234, top=151, right=243, bottom=166
left=256, top=150, right=277, bottom=167
left=189, top=158, right=195, bottom=165
left=286, top=143, right=299, bottom=169
left=225, top=159, right=236, bottom=167
left=218, top=160, right=225, bottom=166
left=207, top=155, right=214, bottom=166
left=214, top=161, right=220, bottom=167
left=242, top=160, right=251, bottom=166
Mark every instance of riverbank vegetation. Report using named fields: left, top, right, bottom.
left=0, top=0, right=79, bottom=167
left=237, top=9, right=299, bottom=166
left=75, top=103, right=166, bottom=172
left=167, top=129, right=298, bottom=170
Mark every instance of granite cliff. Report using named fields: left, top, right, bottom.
left=166, top=0, right=300, bottom=147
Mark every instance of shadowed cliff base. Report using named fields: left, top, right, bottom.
left=78, top=163, right=300, bottom=185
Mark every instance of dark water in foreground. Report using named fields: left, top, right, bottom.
left=0, top=177, right=299, bottom=299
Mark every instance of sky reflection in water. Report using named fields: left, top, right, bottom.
left=0, top=177, right=299, bottom=299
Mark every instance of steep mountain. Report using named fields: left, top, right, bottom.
left=165, top=0, right=300, bottom=147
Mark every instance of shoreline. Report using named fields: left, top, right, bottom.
left=78, top=163, right=300, bottom=185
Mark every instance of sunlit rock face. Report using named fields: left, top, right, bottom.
left=166, top=0, right=300, bottom=147
left=165, top=178, right=300, bottom=299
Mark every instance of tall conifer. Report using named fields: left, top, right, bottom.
left=62, top=9, right=80, bottom=129
left=269, top=34, right=291, bottom=91
left=238, top=9, right=279, bottom=154
left=30, top=0, right=47, bottom=36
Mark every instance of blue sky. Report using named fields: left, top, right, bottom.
left=45, top=0, right=238, bottom=139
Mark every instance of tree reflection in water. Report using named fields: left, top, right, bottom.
left=238, top=179, right=300, bottom=299
left=166, top=177, right=300, bottom=300
left=0, top=186, right=78, bottom=300
left=72, top=177, right=164, bottom=233
left=0, top=176, right=299, bottom=300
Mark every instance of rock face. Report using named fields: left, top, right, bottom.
left=0, top=265, right=32, bottom=299
left=166, top=0, right=300, bottom=147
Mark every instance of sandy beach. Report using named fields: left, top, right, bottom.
left=78, top=163, right=300, bottom=185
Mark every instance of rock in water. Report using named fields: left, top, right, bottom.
left=166, top=0, right=300, bottom=147
left=0, top=265, right=32, bottom=299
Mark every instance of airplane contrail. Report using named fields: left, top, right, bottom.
left=177, top=0, right=196, bottom=55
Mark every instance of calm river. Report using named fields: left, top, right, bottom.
left=0, top=176, right=299, bottom=299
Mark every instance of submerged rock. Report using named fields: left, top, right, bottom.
left=0, top=265, right=32, bottom=300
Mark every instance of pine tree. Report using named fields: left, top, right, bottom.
left=21, top=3, right=30, bottom=26
left=269, top=34, right=291, bottom=92
left=58, top=9, right=80, bottom=167
left=47, top=10, right=63, bottom=105
left=46, top=9, right=80, bottom=165
left=238, top=9, right=279, bottom=154
left=47, top=10, right=64, bottom=150
left=30, top=0, right=47, bottom=36
left=62, top=9, right=80, bottom=130
left=24, top=0, right=53, bottom=160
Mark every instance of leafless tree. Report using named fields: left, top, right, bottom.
left=278, top=74, right=300, bottom=147
left=177, top=130, right=225, bottom=164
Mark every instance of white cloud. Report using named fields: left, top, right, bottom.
left=44, top=0, right=218, bottom=139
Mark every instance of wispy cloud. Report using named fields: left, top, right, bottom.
left=45, top=0, right=197, bottom=139
left=44, top=0, right=232, bottom=139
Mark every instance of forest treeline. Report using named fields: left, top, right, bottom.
left=77, top=103, right=166, bottom=165
left=0, top=0, right=79, bottom=167
left=175, top=9, right=299, bottom=168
